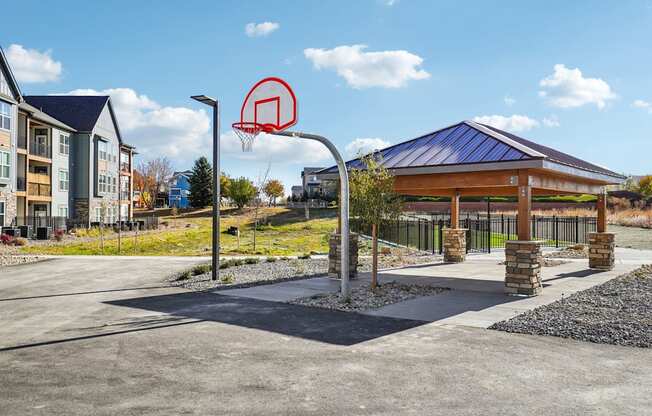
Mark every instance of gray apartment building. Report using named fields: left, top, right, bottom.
left=0, top=45, right=135, bottom=229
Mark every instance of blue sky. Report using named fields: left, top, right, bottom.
left=2, top=0, right=651, bottom=191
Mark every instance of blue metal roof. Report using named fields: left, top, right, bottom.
left=320, top=120, right=623, bottom=178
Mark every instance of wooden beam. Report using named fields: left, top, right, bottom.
left=518, top=170, right=531, bottom=240
left=394, top=170, right=518, bottom=191
left=451, top=191, right=460, bottom=229
left=529, top=172, right=604, bottom=195
left=597, top=191, right=607, bottom=232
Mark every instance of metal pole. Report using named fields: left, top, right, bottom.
left=212, top=102, right=220, bottom=281
left=275, top=130, right=350, bottom=298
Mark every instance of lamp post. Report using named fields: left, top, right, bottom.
left=191, top=95, right=220, bottom=281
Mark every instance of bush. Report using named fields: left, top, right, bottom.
left=244, top=257, right=259, bottom=264
left=0, top=234, right=13, bottom=245
left=13, top=237, right=28, bottom=246
left=219, top=262, right=230, bottom=269
left=177, top=270, right=192, bottom=280
left=53, top=229, right=65, bottom=242
left=266, top=256, right=277, bottom=263
left=191, top=263, right=211, bottom=275
left=220, top=274, right=235, bottom=284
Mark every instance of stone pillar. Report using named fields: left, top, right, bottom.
left=443, top=228, right=467, bottom=263
left=588, top=232, right=615, bottom=270
left=505, top=241, right=542, bottom=296
left=328, top=233, right=358, bottom=279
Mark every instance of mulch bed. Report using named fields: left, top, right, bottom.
left=490, top=265, right=652, bottom=348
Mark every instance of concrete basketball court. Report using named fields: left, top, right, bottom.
left=1, top=253, right=651, bottom=415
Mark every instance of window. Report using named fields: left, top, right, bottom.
left=58, top=205, right=68, bottom=217
left=0, top=71, right=10, bottom=97
left=0, top=101, right=11, bottom=131
left=120, top=151, right=130, bottom=171
left=59, top=134, right=70, bottom=155
left=112, top=176, right=117, bottom=193
left=95, top=207, right=102, bottom=222
left=0, top=150, right=9, bottom=179
left=98, top=174, right=107, bottom=193
left=0, top=201, right=4, bottom=226
left=59, top=170, right=69, bottom=191
left=98, top=140, right=107, bottom=161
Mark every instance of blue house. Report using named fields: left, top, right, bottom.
left=168, top=170, right=192, bottom=209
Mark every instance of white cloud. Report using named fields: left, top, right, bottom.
left=473, top=115, right=540, bottom=132
left=539, top=64, right=616, bottom=109
left=383, top=0, right=399, bottom=5
left=245, top=22, right=280, bottom=37
left=345, top=137, right=391, bottom=157
left=542, top=115, right=560, bottom=127
left=64, top=88, right=211, bottom=161
left=5, top=44, right=62, bottom=83
left=504, top=95, right=516, bottom=106
left=221, top=130, right=331, bottom=164
left=304, top=45, right=430, bottom=89
left=633, top=99, right=652, bottom=113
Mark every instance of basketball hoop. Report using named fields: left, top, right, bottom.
left=232, top=122, right=264, bottom=152
left=231, top=77, right=298, bottom=152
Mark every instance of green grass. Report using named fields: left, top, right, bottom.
left=21, top=208, right=338, bottom=257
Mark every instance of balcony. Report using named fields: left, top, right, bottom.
left=120, top=191, right=131, bottom=200
left=28, top=183, right=51, bottom=197
left=29, top=140, right=50, bottom=158
left=120, top=162, right=130, bottom=173
left=28, top=172, right=50, bottom=185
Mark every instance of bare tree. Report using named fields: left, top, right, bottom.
left=252, top=164, right=271, bottom=251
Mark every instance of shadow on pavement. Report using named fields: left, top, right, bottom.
left=105, top=291, right=426, bottom=346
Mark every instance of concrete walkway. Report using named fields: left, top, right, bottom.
left=219, top=247, right=652, bottom=328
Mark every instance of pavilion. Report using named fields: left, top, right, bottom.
left=318, top=120, right=625, bottom=296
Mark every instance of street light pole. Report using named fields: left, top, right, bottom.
left=191, top=95, right=220, bottom=281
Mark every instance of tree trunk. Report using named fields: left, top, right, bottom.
left=371, top=223, right=378, bottom=290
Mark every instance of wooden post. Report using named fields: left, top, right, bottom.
left=597, top=190, right=607, bottom=233
left=517, top=171, right=531, bottom=241
left=371, top=223, right=378, bottom=289
left=451, top=191, right=460, bottom=229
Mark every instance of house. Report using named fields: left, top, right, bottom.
left=301, top=167, right=324, bottom=198
left=0, top=44, right=136, bottom=229
left=290, top=185, right=303, bottom=199
left=168, top=170, right=192, bottom=208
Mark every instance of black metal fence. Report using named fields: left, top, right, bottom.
left=351, top=213, right=597, bottom=254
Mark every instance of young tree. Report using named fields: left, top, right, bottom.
left=350, top=154, right=403, bottom=289
left=220, top=173, right=232, bottom=207
left=638, top=175, right=652, bottom=197
left=188, top=156, right=213, bottom=208
left=263, top=179, right=285, bottom=206
left=229, top=177, right=256, bottom=209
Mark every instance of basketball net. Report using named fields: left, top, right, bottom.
left=231, top=122, right=262, bottom=152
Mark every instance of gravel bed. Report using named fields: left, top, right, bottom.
left=172, top=250, right=442, bottom=292
left=490, top=264, right=652, bottom=348
left=171, top=258, right=328, bottom=291
left=290, top=281, right=449, bottom=312
left=544, top=245, right=588, bottom=259
left=0, top=246, right=41, bottom=267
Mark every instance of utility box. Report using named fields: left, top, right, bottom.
left=36, top=227, right=52, bottom=240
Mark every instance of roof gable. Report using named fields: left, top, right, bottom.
left=0, top=46, right=22, bottom=101
left=23, top=95, right=110, bottom=132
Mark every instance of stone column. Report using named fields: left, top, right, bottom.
left=588, top=232, right=615, bottom=270
left=328, top=232, right=358, bottom=279
left=505, top=241, right=542, bottom=296
left=443, top=228, right=467, bottom=263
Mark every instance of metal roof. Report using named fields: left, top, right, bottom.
left=24, top=95, right=110, bottom=132
left=18, top=102, right=77, bottom=132
left=319, top=120, right=624, bottom=180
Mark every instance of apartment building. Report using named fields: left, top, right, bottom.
left=0, top=45, right=135, bottom=229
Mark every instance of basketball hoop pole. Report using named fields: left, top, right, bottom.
left=273, top=130, right=351, bottom=299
